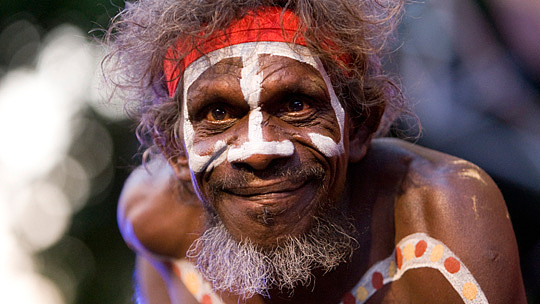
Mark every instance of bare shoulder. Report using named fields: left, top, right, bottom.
left=369, top=138, right=526, bottom=303
left=117, top=158, right=206, bottom=259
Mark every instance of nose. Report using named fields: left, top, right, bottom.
left=239, top=151, right=288, bottom=170
left=227, top=109, right=295, bottom=170
left=227, top=111, right=294, bottom=170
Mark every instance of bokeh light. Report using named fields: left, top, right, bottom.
left=0, top=18, right=129, bottom=304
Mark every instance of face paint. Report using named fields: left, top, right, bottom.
left=182, top=42, right=345, bottom=174
left=227, top=108, right=295, bottom=163
left=227, top=50, right=294, bottom=163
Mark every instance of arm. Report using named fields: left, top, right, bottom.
left=117, top=158, right=205, bottom=259
left=393, top=147, right=526, bottom=303
left=117, top=158, right=206, bottom=303
left=135, top=256, right=172, bottom=304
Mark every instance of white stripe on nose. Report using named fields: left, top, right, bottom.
left=227, top=108, right=294, bottom=163
left=227, top=55, right=295, bottom=165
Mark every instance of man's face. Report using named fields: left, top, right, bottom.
left=181, top=42, right=350, bottom=247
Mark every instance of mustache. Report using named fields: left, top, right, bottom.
left=206, top=162, right=326, bottom=193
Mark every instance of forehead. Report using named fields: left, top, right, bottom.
left=190, top=55, right=320, bottom=78
left=186, top=55, right=327, bottom=98
left=182, top=42, right=320, bottom=93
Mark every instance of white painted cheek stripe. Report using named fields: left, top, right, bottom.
left=227, top=140, right=294, bottom=162
left=308, top=133, right=344, bottom=157
left=187, top=140, right=228, bottom=174
left=181, top=101, right=229, bottom=173
left=307, top=56, right=345, bottom=158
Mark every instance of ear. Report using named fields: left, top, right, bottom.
left=348, top=103, right=385, bottom=163
left=167, top=153, right=192, bottom=182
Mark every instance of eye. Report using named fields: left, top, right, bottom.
left=206, top=105, right=231, bottom=121
left=287, top=99, right=306, bottom=112
left=276, top=95, right=316, bottom=119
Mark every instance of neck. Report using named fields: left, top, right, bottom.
left=261, top=245, right=370, bottom=303
left=263, top=192, right=374, bottom=303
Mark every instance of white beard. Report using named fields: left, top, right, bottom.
left=186, top=214, right=357, bottom=299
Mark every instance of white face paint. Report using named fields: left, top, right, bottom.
left=182, top=42, right=345, bottom=174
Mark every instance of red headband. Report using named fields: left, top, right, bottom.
left=163, top=6, right=307, bottom=97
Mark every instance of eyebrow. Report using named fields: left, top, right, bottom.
left=259, top=60, right=329, bottom=102
left=185, top=72, right=247, bottom=119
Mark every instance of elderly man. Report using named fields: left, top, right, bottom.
left=106, top=0, right=526, bottom=303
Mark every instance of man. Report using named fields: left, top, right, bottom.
left=106, top=1, right=526, bottom=303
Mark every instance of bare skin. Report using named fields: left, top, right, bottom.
left=118, top=54, right=526, bottom=303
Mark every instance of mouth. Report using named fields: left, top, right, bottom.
left=207, top=170, right=327, bottom=246
left=223, top=179, right=308, bottom=199
left=218, top=177, right=318, bottom=227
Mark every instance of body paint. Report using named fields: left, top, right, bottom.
left=227, top=108, right=295, bottom=163
left=341, top=233, right=488, bottom=304
left=182, top=42, right=345, bottom=174
left=173, top=259, right=225, bottom=304
left=172, top=232, right=488, bottom=304
left=458, top=168, right=487, bottom=185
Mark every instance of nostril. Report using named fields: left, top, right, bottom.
left=243, top=154, right=273, bottom=170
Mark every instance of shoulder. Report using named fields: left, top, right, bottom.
left=118, top=158, right=206, bottom=259
left=382, top=138, right=511, bottom=241
left=368, top=138, right=526, bottom=303
left=367, top=138, right=512, bottom=237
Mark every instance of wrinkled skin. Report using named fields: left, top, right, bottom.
left=118, top=53, right=527, bottom=303
left=183, top=54, right=356, bottom=247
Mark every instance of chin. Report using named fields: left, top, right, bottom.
left=187, top=204, right=357, bottom=298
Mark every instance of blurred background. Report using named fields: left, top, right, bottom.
left=0, top=0, right=538, bottom=303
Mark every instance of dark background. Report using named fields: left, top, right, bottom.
left=0, top=0, right=538, bottom=303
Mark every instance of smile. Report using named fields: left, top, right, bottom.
left=219, top=178, right=320, bottom=226
left=223, top=179, right=308, bottom=199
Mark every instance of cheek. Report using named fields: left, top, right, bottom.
left=183, top=112, right=233, bottom=174
left=304, top=108, right=344, bottom=158
left=187, top=137, right=230, bottom=174
left=310, top=59, right=346, bottom=158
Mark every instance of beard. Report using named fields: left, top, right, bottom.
left=186, top=210, right=358, bottom=299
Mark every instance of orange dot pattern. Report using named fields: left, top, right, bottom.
left=341, top=233, right=488, bottom=304
left=403, top=243, right=415, bottom=261
left=415, top=240, right=427, bottom=257
left=201, top=295, right=213, bottom=304
left=172, top=262, right=183, bottom=279
left=396, top=246, right=403, bottom=269
left=444, top=257, right=461, bottom=274
left=463, top=282, right=478, bottom=300
left=172, top=259, right=225, bottom=304
left=372, top=272, right=384, bottom=290
left=356, top=286, right=368, bottom=301
left=342, top=292, right=355, bottom=304
left=171, top=234, right=487, bottom=304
